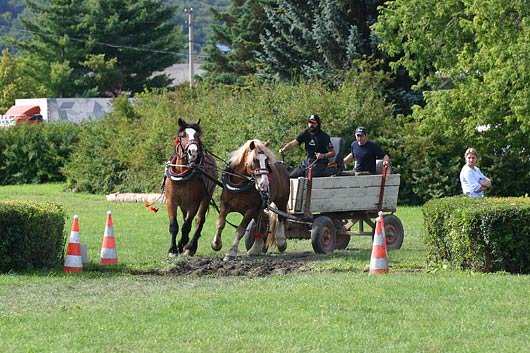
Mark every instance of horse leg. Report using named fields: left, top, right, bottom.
left=212, top=203, right=228, bottom=251
left=225, top=211, right=255, bottom=261
left=168, top=216, right=180, bottom=256
left=166, top=189, right=180, bottom=256
left=276, top=219, right=287, bottom=253
left=178, top=208, right=192, bottom=254
left=268, top=202, right=287, bottom=252
left=184, top=200, right=209, bottom=256
left=277, top=201, right=288, bottom=253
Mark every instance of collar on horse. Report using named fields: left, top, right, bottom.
left=221, top=165, right=273, bottom=195
left=221, top=167, right=254, bottom=192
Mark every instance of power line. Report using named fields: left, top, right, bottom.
left=0, top=23, right=209, bottom=58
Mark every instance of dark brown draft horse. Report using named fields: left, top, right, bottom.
left=164, top=118, right=217, bottom=256
left=211, top=139, right=290, bottom=260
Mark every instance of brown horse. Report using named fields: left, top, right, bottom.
left=211, top=139, right=290, bottom=260
left=164, top=118, right=217, bottom=256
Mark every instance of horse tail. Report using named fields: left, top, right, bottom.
left=266, top=202, right=279, bottom=249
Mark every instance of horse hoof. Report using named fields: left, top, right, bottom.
left=277, top=242, right=287, bottom=253
left=168, top=252, right=179, bottom=258
left=211, top=241, right=222, bottom=252
left=183, top=249, right=196, bottom=257
left=223, top=254, right=236, bottom=261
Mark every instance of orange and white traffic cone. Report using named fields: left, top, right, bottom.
left=64, top=215, right=83, bottom=272
left=100, top=211, right=118, bottom=265
left=369, top=211, right=389, bottom=275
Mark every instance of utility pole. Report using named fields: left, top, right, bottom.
left=184, top=8, right=194, bottom=87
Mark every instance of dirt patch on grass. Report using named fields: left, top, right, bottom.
left=125, top=252, right=420, bottom=277
left=161, top=252, right=327, bottom=277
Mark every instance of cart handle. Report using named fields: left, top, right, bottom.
left=377, top=164, right=389, bottom=211
left=304, top=166, right=313, bottom=218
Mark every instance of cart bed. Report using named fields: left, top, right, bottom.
left=287, top=174, right=400, bottom=214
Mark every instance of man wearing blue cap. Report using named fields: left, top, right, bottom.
left=279, top=114, right=335, bottom=178
left=343, top=126, right=390, bottom=175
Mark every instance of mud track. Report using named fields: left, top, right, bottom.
left=160, top=252, right=335, bottom=277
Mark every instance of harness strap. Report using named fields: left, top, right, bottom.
left=195, top=165, right=224, bottom=188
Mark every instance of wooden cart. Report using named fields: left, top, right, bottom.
left=283, top=166, right=403, bottom=254
left=244, top=159, right=404, bottom=254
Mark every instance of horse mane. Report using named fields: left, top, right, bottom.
left=229, top=139, right=277, bottom=168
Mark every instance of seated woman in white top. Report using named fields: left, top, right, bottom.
left=460, top=147, right=491, bottom=198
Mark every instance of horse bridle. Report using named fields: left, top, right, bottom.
left=252, top=152, right=271, bottom=194
left=176, top=128, right=203, bottom=165
left=253, top=152, right=269, bottom=177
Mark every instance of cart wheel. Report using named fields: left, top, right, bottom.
left=334, top=221, right=350, bottom=250
left=383, top=214, right=404, bottom=250
left=335, top=234, right=350, bottom=250
left=311, top=216, right=336, bottom=254
left=244, top=219, right=268, bottom=253
left=244, top=219, right=256, bottom=251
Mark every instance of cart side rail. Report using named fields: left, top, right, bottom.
left=288, top=174, right=400, bottom=214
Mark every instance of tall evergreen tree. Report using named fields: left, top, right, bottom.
left=202, top=0, right=275, bottom=85
left=257, top=0, right=382, bottom=84
left=11, top=0, right=183, bottom=97
left=15, top=0, right=94, bottom=97
left=0, top=0, right=25, bottom=53
left=87, top=0, right=184, bottom=94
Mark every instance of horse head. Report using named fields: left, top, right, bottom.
left=177, top=118, right=202, bottom=164
left=229, top=139, right=278, bottom=192
left=248, top=140, right=271, bottom=192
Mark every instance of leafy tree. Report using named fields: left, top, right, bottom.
left=64, top=65, right=396, bottom=194
left=0, top=49, right=48, bottom=112
left=374, top=0, right=530, bottom=200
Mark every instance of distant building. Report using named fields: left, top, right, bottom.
left=161, top=63, right=205, bottom=85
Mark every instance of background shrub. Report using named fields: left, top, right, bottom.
left=0, top=200, right=65, bottom=272
left=63, top=67, right=398, bottom=194
left=3, top=67, right=527, bottom=203
left=423, top=197, right=530, bottom=273
left=0, top=122, right=81, bottom=185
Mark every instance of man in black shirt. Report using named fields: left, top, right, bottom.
left=343, top=126, right=390, bottom=175
left=279, top=114, right=335, bottom=178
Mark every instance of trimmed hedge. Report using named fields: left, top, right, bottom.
left=0, top=200, right=65, bottom=272
left=423, top=196, right=530, bottom=273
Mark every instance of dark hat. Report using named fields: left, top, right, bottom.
left=355, top=126, right=367, bottom=135
left=307, top=114, right=321, bottom=125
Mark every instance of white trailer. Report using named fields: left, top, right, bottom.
left=14, top=98, right=114, bottom=123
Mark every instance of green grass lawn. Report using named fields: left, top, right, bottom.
left=1, top=184, right=529, bottom=353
